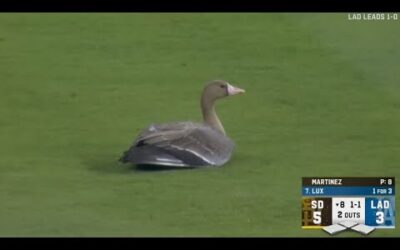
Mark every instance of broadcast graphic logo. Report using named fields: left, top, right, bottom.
left=301, top=177, right=395, bottom=235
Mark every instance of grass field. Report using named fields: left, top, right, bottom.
left=0, top=13, right=399, bottom=237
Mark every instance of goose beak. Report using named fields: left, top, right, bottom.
left=227, top=83, right=246, bottom=96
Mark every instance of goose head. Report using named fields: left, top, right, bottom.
left=202, top=80, right=245, bottom=102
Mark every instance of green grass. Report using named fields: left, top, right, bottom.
left=0, top=13, right=399, bottom=237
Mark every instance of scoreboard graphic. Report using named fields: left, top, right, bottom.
left=301, top=177, right=395, bottom=234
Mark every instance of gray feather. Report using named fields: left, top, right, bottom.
left=120, top=122, right=235, bottom=167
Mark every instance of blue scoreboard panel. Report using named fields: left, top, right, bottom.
left=302, top=177, right=395, bottom=229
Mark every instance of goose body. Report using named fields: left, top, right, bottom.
left=120, top=80, right=245, bottom=167
left=120, top=122, right=234, bottom=167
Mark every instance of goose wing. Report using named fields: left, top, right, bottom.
left=122, top=122, right=234, bottom=167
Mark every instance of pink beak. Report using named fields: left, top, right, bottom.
left=227, top=83, right=246, bottom=96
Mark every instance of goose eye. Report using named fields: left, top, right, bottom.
left=220, top=84, right=226, bottom=88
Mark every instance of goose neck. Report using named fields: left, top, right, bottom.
left=201, top=96, right=225, bottom=135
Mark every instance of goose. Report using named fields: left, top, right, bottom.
left=119, top=80, right=245, bottom=167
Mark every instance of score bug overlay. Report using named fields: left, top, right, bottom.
left=301, top=177, right=395, bottom=234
